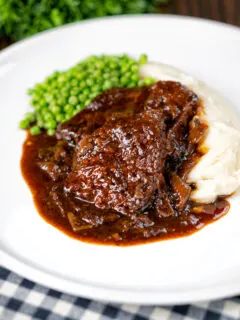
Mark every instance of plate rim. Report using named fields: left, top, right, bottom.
left=0, top=14, right=239, bottom=63
left=2, top=252, right=240, bottom=305
left=1, top=14, right=240, bottom=305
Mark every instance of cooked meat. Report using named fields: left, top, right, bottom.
left=61, top=81, right=199, bottom=217
left=37, top=141, right=72, bottom=181
left=169, top=173, right=191, bottom=209
left=21, top=80, right=229, bottom=245
left=56, top=87, right=147, bottom=145
left=64, top=109, right=167, bottom=215
left=46, top=81, right=199, bottom=225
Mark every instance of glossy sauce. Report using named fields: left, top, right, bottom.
left=21, top=83, right=230, bottom=246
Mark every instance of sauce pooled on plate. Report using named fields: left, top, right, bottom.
left=21, top=81, right=230, bottom=245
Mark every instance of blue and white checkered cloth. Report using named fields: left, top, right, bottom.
left=0, top=267, right=240, bottom=320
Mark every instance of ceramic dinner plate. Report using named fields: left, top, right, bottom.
left=1, top=15, right=240, bottom=305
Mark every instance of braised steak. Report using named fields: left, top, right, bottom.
left=21, top=81, right=230, bottom=245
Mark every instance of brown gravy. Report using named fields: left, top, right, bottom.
left=21, top=82, right=230, bottom=245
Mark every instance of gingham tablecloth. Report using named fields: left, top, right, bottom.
left=1, top=267, right=240, bottom=320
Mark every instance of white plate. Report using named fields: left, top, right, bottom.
left=1, top=15, right=240, bottom=305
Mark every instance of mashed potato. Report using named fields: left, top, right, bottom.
left=140, top=62, right=240, bottom=203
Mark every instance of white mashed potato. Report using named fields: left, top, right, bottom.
left=139, top=62, right=240, bottom=203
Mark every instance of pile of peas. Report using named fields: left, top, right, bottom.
left=20, top=54, right=155, bottom=135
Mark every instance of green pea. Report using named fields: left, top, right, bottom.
left=138, top=79, right=145, bottom=86
left=56, top=114, right=65, bottom=123
left=78, top=93, right=86, bottom=102
left=64, top=83, right=71, bottom=91
left=70, top=87, right=80, bottom=96
left=71, top=79, right=78, bottom=87
left=131, top=64, right=138, bottom=72
left=69, top=96, right=78, bottom=105
left=44, top=93, right=52, bottom=102
left=92, top=71, right=101, bottom=79
left=57, top=75, right=65, bottom=83
left=34, top=83, right=42, bottom=91
left=82, top=88, right=90, bottom=96
left=128, top=60, right=136, bottom=67
left=78, top=80, right=87, bottom=90
left=30, top=99, right=38, bottom=106
left=19, top=119, right=30, bottom=129
left=76, top=104, right=84, bottom=112
left=52, top=71, right=60, bottom=78
left=109, top=61, right=118, bottom=69
left=39, top=99, right=47, bottom=108
left=131, top=74, right=140, bottom=83
left=43, top=112, right=53, bottom=121
left=50, top=105, right=61, bottom=115
left=47, top=128, right=55, bottom=135
left=46, top=119, right=56, bottom=129
left=64, top=104, right=74, bottom=113
left=86, top=78, right=95, bottom=86
left=95, top=61, right=104, bottom=69
left=30, top=125, right=41, bottom=135
left=37, top=118, right=44, bottom=127
left=143, top=77, right=155, bottom=85
left=139, top=54, right=148, bottom=65
left=89, top=92, right=98, bottom=100
left=125, top=72, right=132, bottom=80
left=57, top=97, right=67, bottom=106
left=103, top=80, right=112, bottom=90
left=120, top=76, right=128, bottom=85
left=92, top=84, right=101, bottom=93
left=51, top=81, right=59, bottom=89
left=64, top=114, right=72, bottom=121
left=126, top=82, right=136, bottom=88
left=77, top=72, right=86, bottom=81
left=120, top=65, right=129, bottom=74
left=51, top=89, right=59, bottom=97
left=61, top=89, right=70, bottom=99
left=84, top=99, right=92, bottom=106
left=104, top=73, right=112, bottom=80
left=24, top=112, right=35, bottom=122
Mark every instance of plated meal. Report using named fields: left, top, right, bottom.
left=1, top=15, right=240, bottom=304
left=20, top=54, right=240, bottom=245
